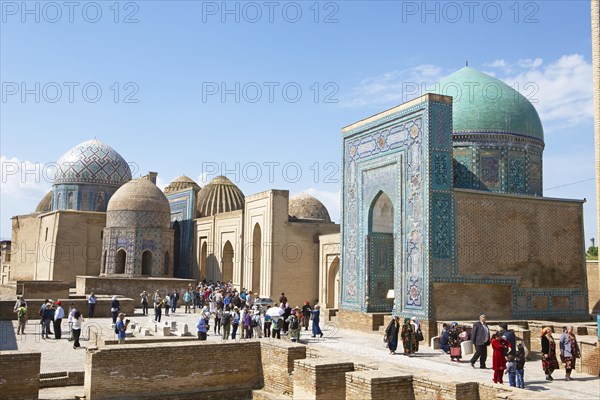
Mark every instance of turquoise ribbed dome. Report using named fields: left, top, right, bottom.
left=435, top=67, right=544, bottom=142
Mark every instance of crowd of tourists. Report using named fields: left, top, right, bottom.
left=188, top=281, right=324, bottom=342
left=13, top=288, right=583, bottom=387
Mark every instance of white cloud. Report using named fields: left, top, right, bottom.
left=197, top=172, right=211, bottom=185
left=484, top=59, right=512, bottom=73
left=341, top=64, right=444, bottom=108
left=502, top=54, right=593, bottom=125
left=0, top=156, right=52, bottom=200
left=293, top=188, right=341, bottom=223
left=517, top=57, right=543, bottom=69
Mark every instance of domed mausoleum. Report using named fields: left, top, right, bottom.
left=435, top=67, right=544, bottom=195
left=52, top=139, right=132, bottom=211
left=101, top=177, right=173, bottom=277
left=196, top=175, right=245, bottom=217
left=289, top=193, right=332, bottom=223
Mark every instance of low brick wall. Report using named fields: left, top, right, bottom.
left=39, top=371, right=85, bottom=388
left=337, top=309, right=384, bottom=332
left=345, top=369, right=413, bottom=400
left=579, top=339, right=600, bottom=376
left=261, top=340, right=306, bottom=396
left=292, top=358, right=354, bottom=400
left=84, top=340, right=263, bottom=400
left=0, top=297, right=134, bottom=320
left=0, top=351, right=40, bottom=400
left=76, top=275, right=196, bottom=302
left=16, top=280, right=71, bottom=300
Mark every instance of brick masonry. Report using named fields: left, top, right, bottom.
left=76, top=275, right=196, bottom=301
left=292, top=358, right=355, bottom=400
left=260, top=340, right=306, bottom=397
left=0, top=351, right=40, bottom=400
left=345, top=369, right=413, bottom=400
left=84, top=340, right=263, bottom=399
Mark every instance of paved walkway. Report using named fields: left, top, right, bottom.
left=2, top=309, right=598, bottom=399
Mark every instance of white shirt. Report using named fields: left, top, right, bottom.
left=73, top=315, right=83, bottom=330
left=54, top=306, right=65, bottom=320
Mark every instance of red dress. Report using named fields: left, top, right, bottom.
left=491, top=337, right=508, bottom=370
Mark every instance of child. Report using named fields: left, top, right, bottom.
left=491, top=331, right=509, bottom=384
left=505, top=354, right=516, bottom=386
left=515, top=343, right=526, bottom=388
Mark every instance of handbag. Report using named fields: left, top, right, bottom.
left=450, top=347, right=461, bottom=357
left=416, top=329, right=424, bottom=342
left=383, top=334, right=388, bottom=343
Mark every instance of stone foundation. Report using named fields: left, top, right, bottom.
left=345, top=369, right=413, bottom=400
left=292, top=358, right=355, bottom=400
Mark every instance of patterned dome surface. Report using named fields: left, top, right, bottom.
left=54, top=139, right=132, bottom=186
left=435, top=67, right=544, bottom=142
left=107, top=178, right=171, bottom=228
left=289, top=193, right=331, bottom=223
left=196, top=175, right=244, bottom=217
left=164, top=175, right=201, bottom=194
left=35, top=190, right=53, bottom=213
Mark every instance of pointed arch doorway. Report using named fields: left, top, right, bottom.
left=367, top=191, right=395, bottom=312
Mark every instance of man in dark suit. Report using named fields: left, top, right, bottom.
left=470, top=313, right=490, bottom=368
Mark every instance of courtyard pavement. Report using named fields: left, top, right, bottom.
left=1, top=308, right=598, bottom=400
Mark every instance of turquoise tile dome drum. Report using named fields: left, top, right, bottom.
left=434, top=67, right=544, bottom=196
left=52, top=139, right=132, bottom=212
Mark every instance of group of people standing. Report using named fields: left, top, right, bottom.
left=469, top=313, right=581, bottom=386
left=384, top=316, right=424, bottom=356
left=13, top=296, right=85, bottom=349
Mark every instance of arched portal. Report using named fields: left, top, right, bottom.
left=115, top=249, right=126, bottom=274
left=222, top=241, right=234, bottom=283
left=200, top=241, right=207, bottom=279
left=251, top=223, right=262, bottom=294
left=327, top=256, right=340, bottom=309
left=141, top=251, right=153, bottom=275
left=367, top=191, right=394, bottom=312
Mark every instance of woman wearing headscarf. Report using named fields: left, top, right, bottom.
left=559, top=326, right=580, bottom=381
left=541, top=327, right=559, bottom=381
left=401, top=318, right=414, bottom=356
left=448, top=322, right=462, bottom=361
left=411, top=317, right=422, bottom=354
left=384, top=316, right=401, bottom=354
left=310, top=305, right=323, bottom=338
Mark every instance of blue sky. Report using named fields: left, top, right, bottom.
left=1, top=0, right=597, bottom=245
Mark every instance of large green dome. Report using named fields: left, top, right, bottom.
left=435, top=67, right=544, bottom=142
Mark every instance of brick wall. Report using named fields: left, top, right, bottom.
left=345, top=370, right=413, bottom=400
left=579, top=339, right=600, bottom=376
left=261, top=340, right=306, bottom=396
left=85, top=340, right=263, bottom=400
left=76, top=275, right=196, bottom=301
left=292, top=358, right=354, bottom=400
left=0, top=297, right=134, bottom=320
left=0, top=351, right=40, bottom=400
left=338, top=309, right=384, bottom=332
left=17, top=280, right=70, bottom=300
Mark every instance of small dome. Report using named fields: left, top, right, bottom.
left=196, top=176, right=244, bottom=217
left=289, top=193, right=331, bottom=223
left=108, top=178, right=171, bottom=214
left=35, top=190, right=53, bottom=213
left=164, top=175, right=201, bottom=194
left=54, top=139, right=132, bottom=187
left=435, top=67, right=544, bottom=142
